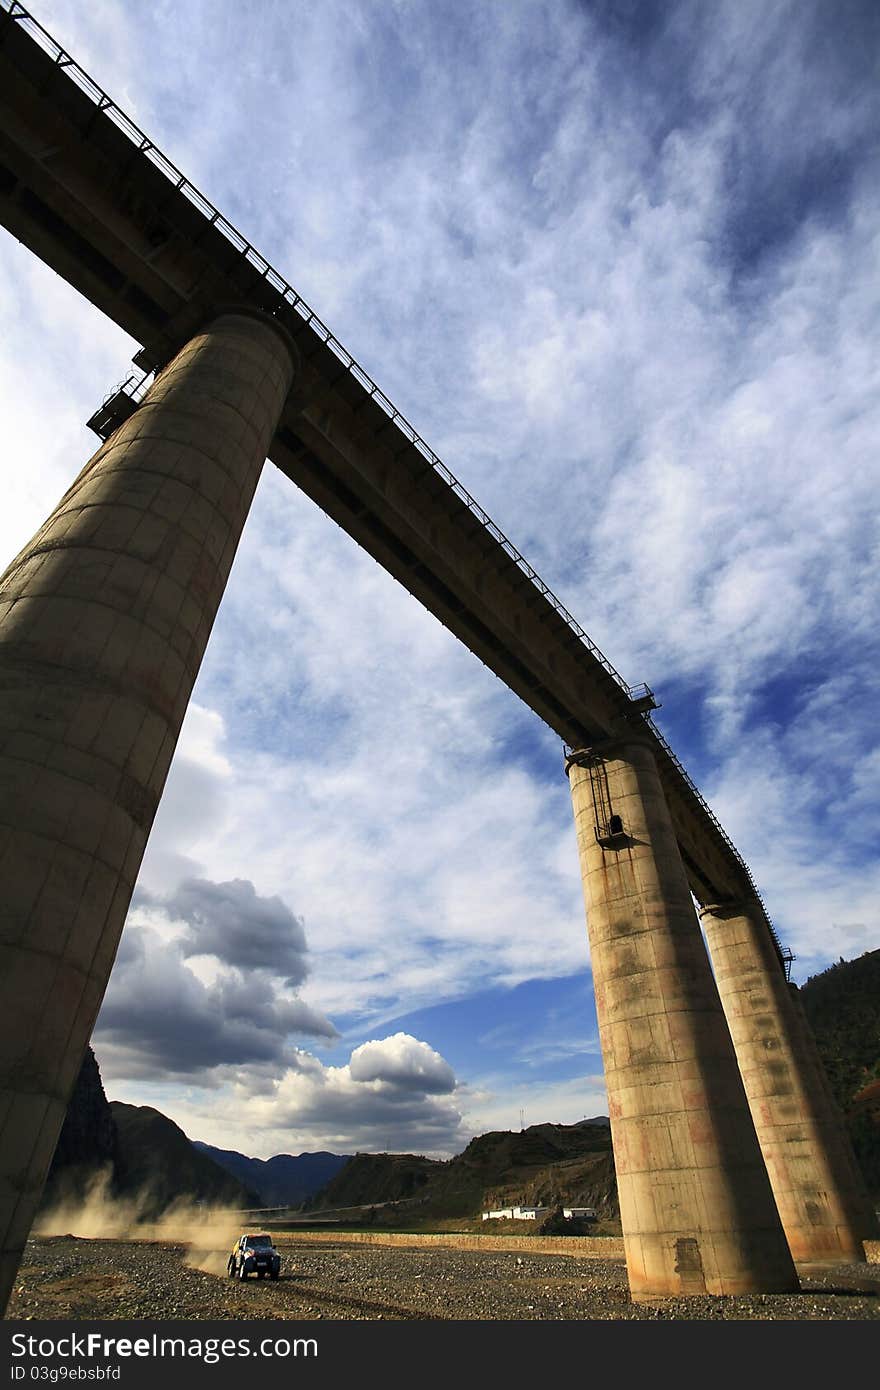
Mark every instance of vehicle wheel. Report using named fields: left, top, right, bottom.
left=258, top=1270, right=265, bottom=1279
left=271, top=1270, right=279, bottom=1281
left=239, top=1265, right=248, bottom=1281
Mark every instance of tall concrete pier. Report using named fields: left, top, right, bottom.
left=0, top=308, right=297, bottom=1313
left=566, top=739, right=798, bottom=1299
left=701, top=900, right=878, bottom=1262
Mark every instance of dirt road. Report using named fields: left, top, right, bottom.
left=6, top=1236, right=880, bottom=1321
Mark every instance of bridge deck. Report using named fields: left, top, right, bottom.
left=0, top=2, right=784, bottom=955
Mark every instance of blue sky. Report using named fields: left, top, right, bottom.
left=0, top=0, right=878, bottom=1159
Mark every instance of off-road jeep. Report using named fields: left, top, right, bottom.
left=227, top=1233, right=281, bottom=1281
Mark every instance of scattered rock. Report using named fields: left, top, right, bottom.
left=4, top=1236, right=879, bottom=1322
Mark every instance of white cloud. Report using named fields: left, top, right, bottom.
left=144, top=1033, right=468, bottom=1158
left=349, top=1034, right=455, bottom=1094
left=95, top=921, right=336, bottom=1082
left=158, top=877, right=310, bottom=987
left=459, top=1073, right=610, bottom=1143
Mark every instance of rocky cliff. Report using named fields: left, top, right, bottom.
left=41, top=1046, right=118, bottom=1206
left=40, top=1047, right=258, bottom=1215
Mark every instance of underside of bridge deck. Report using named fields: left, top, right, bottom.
left=0, top=1, right=770, bottom=920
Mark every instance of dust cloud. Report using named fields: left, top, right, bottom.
left=35, top=1168, right=245, bottom=1276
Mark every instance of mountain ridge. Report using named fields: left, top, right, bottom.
left=308, top=1118, right=618, bottom=1227
left=43, top=951, right=878, bottom=1219
left=192, top=1142, right=351, bottom=1207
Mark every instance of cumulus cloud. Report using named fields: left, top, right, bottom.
left=238, top=1033, right=465, bottom=1155
left=96, top=917, right=336, bottom=1083
left=349, top=1034, right=456, bottom=1094
left=154, top=877, right=310, bottom=987
left=103, top=1032, right=468, bottom=1157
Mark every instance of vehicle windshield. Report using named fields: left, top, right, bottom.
left=245, top=1236, right=273, bottom=1248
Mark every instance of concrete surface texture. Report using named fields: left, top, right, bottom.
left=0, top=308, right=297, bottom=1315
left=702, top=899, right=879, bottom=1261
left=566, top=738, right=799, bottom=1299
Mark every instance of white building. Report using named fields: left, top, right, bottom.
left=481, top=1205, right=551, bottom=1221
left=481, top=1204, right=597, bottom=1221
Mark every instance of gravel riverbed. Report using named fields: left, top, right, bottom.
left=6, top=1236, right=880, bottom=1321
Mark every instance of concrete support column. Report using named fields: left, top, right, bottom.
left=566, top=738, right=797, bottom=1299
left=0, top=309, right=297, bottom=1314
left=700, top=900, right=878, bottom=1262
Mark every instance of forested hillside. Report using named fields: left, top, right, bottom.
left=799, top=950, right=880, bottom=1195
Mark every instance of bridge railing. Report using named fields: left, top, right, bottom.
left=642, top=714, right=789, bottom=971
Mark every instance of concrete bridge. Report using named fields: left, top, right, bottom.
left=0, top=1, right=875, bottom=1311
